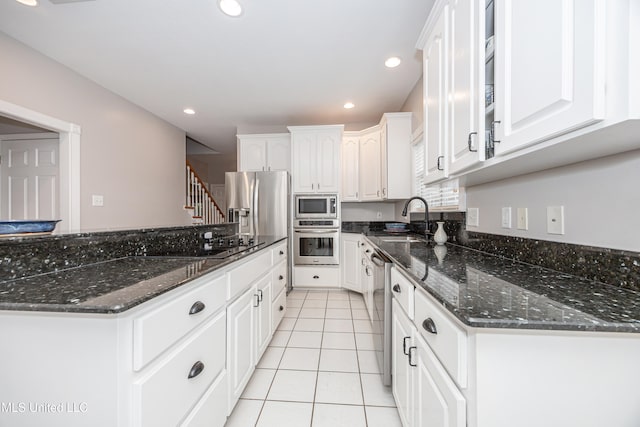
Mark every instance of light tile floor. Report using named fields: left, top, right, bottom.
left=225, top=289, right=402, bottom=427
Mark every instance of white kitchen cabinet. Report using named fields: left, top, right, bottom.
left=341, top=133, right=360, bottom=201
left=226, top=284, right=256, bottom=414
left=380, top=113, right=413, bottom=199
left=289, top=125, right=343, bottom=193
left=254, top=275, right=273, bottom=362
left=493, top=0, right=605, bottom=156
left=237, top=133, right=291, bottom=172
left=414, top=333, right=466, bottom=427
left=422, top=4, right=449, bottom=183
left=392, top=298, right=416, bottom=427
left=358, top=128, right=383, bottom=201
left=340, top=113, right=412, bottom=201
left=340, top=233, right=362, bottom=293
left=448, top=0, right=486, bottom=174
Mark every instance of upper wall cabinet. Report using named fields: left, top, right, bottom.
left=418, top=0, right=486, bottom=185
left=493, top=0, right=605, bottom=155
left=341, top=113, right=412, bottom=202
left=289, top=125, right=343, bottom=194
left=417, top=0, right=640, bottom=186
left=237, top=133, right=291, bottom=172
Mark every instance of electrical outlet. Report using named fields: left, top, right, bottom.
left=517, top=207, right=528, bottom=230
left=92, top=195, right=104, bottom=207
left=467, top=208, right=479, bottom=227
left=376, top=211, right=382, bottom=219
left=547, top=206, right=565, bottom=234
left=501, top=207, right=512, bottom=228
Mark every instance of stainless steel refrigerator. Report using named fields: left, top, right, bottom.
left=225, top=171, right=290, bottom=237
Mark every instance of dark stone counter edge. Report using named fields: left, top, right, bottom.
left=0, top=236, right=287, bottom=315
left=346, top=231, right=640, bottom=334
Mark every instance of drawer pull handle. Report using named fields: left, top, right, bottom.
left=279, top=305, right=284, bottom=311
left=279, top=275, right=284, bottom=280
left=422, top=318, right=437, bottom=334
left=188, top=361, right=205, bottom=379
left=408, top=346, right=417, bottom=367
left=258, top=289, right=263, bottom=302
left=313, top=275, right=319, bottom=279
left=189, top=301, right=206, bottom=315
left=254, top=294, right=260, bottom=307
left=392, top=284, right=401, bottom=293
left=402, top=336, right=410, bottom=355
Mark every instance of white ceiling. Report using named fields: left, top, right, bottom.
left=0, top=0, right=433, bottom=154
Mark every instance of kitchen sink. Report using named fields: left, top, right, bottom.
left=378, top=235, right=425, bottom=243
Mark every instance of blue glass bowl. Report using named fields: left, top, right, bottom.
left=0, top=220, right=61, bottom=235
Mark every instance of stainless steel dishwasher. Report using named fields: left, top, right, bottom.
left=368, top=241, right=392, bottom=386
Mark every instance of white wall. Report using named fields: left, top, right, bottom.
left=0, top=33, right=188, bottom=231
left=341, top=202, right=398, bottom=222
left=465, top=149, right=640, bottom=252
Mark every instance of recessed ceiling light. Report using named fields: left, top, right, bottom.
left=15, top=0, right=38, bottom=6
left=344, top=102, right=355, bottom=109
left=183, top=108, right=196, bottom=115
left=385, top=56, right=402, bottom=68
left=219, top=0, right=242, bottom=17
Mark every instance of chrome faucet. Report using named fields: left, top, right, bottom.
left=401, top=196, right=430, bottom=240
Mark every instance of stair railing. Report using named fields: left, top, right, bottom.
left=185, top=161, right=225, bottom=224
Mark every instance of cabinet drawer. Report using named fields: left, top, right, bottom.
left=228, top=250, right=272, bottom=300
left=272, top=286, right=287, bottom=331
left=294, top=266, right=340, bottom=287
left=271, top=241, right=288, bottom=265
left=414, top=288, right=467, bottom=388
left=134, top=310, right=226, bottom=427
left=272, top=262, right=287, bottom=300
left=390, top=267, right=415, bottom=320
left=180, top=371, right=227, bottom=427
left=133, top=273, right=226, bottom=371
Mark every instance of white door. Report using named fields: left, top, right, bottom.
left=266, top=136, right=291, bottom=172
left=494, top=0, right=605, bottom=155
left=423, top=6, right=449, bottom=183
left=448, top=0, right=485, bottom=174
left=0, top=136, right=59, bottom=220
left=238, top=138, right=267, bottom=172
left=414, top=334, right=466, bottom=427
left=341, top=135, right=360, bottom=201
left=226, top=285, right=255, bottom=415
left=392, top=299, right=415, bottom=427
left=316, top=131, right=341, bottom=193
left=341, top=234, right=361, bottom=293
left=359, top=131, right=382, bottom=201
left=291, top=132, right=317, bottom=193
left=254, top=275, right=272, bottom=362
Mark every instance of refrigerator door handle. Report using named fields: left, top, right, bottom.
left=253, top=177, right=260, bottom=235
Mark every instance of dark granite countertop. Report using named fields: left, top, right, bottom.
left=0, top=235, right=286, bottom=314
left=350, top=231, right=640, bottom=333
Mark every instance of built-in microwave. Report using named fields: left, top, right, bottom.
left=294, top=194, right=338, bottom=219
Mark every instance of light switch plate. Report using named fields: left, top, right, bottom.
left=517, top=208, right=529, bottom=230
left=467, top=208, right=479, bottom=227
left=501, top=207, right=512, bottom=228
left=547, top=206, right=565, bottom=234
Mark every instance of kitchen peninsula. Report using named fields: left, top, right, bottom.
left=0, top=225, right=288, bottom=427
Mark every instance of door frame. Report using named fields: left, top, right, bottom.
left=0, top=99, right=81, bottom=233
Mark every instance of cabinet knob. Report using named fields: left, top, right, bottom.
left=189, top=301, right=206, bottom=315
left=279, top=305, right=284, bottom=311
left=188, top=361, right=205, bottom=379
left=279, top=275, right=284, bottom=280
left=422, top=318, right=437, bottom=334
left=392, top=284, right=401, bottom=293
left=279, top=250, right=284, bottom=255
left=313, top=275, right=320, bottom=279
